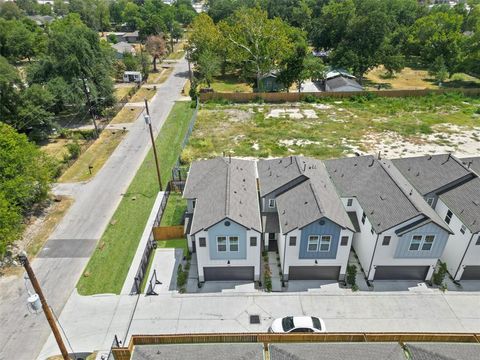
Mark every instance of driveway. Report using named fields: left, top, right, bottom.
left=0, top=58, right=189, bottom=360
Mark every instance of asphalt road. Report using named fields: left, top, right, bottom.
left=0, top=59, right=189, bottom=360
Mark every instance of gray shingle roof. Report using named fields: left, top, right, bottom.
left=406, top=342, right=480, bottom=360
left=112, top=41, right=134, bottom=54
left=257, top=157, right=307, bottom=197
left=460, top=156, right=480, bottom=176
left=275, top=158, right=353, bottom=233
left=269, top=343, right=406, bottom=360
left=183, top=157, right=261, bottom=234
left=439, top=177, right=480, bottom=233
left=392, top=154, right=472, bottom=195
left=325, top=156, right=450, bottom=233
left=326, top=76, right=363, bottom=91
left=132, top=343, right=264, bottom=360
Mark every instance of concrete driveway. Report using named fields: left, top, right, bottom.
left=0, top=58, right=189, bottom=360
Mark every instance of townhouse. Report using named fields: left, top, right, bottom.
left=257, top=156, right=355, bottom=282
left=393, top=154, right=480, bottom=280
left=183, top=157, right=262, bottom=282
left=325, top=155, right=452, bottom=282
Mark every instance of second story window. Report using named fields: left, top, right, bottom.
left=340, top=236, right=349, bottom=246
left=361, top=212, right=366, bottom=224
left=269, top=199, right=276, bottom=208
left=347, top=198, right=353, bottom=207
left=307, top=235, right=319, bottom=252
left=320, top=235, right=331, bottom=252
left=199, top=237, right=206, bottom=247
left=422, top=235, right=435, bottom=251
left=445, top=210, right=453, bottom=224
left=382, top=236, right=391, bottom=246
left=476, top=236, right=480, bottom=245
left=192, top=200, right=196, bottom=209
left=250, top=237, right=257, bottom=246
left=229, top=236, right=239, bottom=252
left=409, top=235, right=422, bottom=251
left=289, top=236, right=297, bottom=246
left=460, top=224, right=466, bottom=235
left=217, top=236, right=227, bottom=252
left=426, top=198, right=434, bottom=207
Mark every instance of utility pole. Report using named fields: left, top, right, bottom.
left=81, top=78, right=99, bottom=138
left=18, top=252, right=71, bottom=360
left=144, top=99, right=163, bottom=191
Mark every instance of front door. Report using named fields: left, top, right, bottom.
left=268, top=233, right=278, bottom=252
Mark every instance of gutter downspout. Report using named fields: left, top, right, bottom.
left=367, top=233, right=381, bottom=285
left=454, top=232, right=477, bottom=281
left=282, top=232, right=288, bottom=286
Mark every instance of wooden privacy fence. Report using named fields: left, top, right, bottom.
left=111, top=332, right=480, bottom=359
left=199, top=88, right=480, bottom=103
left=153, top=225, right=184, bottom=240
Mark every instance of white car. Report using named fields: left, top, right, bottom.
left=268, top=316, right=326, bottom=333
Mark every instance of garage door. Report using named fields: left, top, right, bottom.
left=374, top=266, right=429, bottom=280
left=203, top=266, right=254, bottom=281
left=288, top=266, right=340, bottom=280
left=461, top=266, right=480, bottom=280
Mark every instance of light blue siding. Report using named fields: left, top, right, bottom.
left=207, top=219, right=247, bottom=260
left=299, top=217, right=341, bottom=259
left=394, top=222, right=449, bottom=259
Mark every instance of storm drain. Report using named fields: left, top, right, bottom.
left=250, top=315, right=260, bottom=324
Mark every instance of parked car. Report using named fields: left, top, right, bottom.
left=268, top=316, right=326, bottom=333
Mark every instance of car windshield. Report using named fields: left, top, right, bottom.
left=282, top=317, right=295, bottom=331
left=312, top=317, right=322, bottom=330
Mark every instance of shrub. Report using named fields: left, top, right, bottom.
left=177, top=268, right=187, bottom=287
left=346, top=264, right=357, bottom=288
left=301, top=94, right=317, bottom=103
left=66, top=141, right=81, bottom=160
left=432, top=261, right=448, bottom=286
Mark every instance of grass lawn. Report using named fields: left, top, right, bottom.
left=129, top=87, right=156, bottom=103
left=40, top=138, right=87, bottom=161
left=186, top=93, right=480, bottom=161
left=115, top=85, right=136, bottom=101
left=160, top=192, right=187, bottom=226
left=77, top=101, right=195, bottom=295
left=147, top=67, right=174, bottom=84
left=365, top=66, right=480, bottom=90
left=210, top=74, right=252, bottom=93
left=167, top=50, right=185, bottom=60
left=59, top=130, right=126, bottom=183
left=110, top=106, right=143, bottom=124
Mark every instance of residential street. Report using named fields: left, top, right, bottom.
left=0, top=58, right=189, bottom=360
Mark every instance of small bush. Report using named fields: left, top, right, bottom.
left=177, top=269, right=187, bottom=287
left=184, top=261, right=191, bottom=271
left=264, top=275, right=272, bottom=292
left=301, top=94, right=317, bottom=103
left=177, top=264, right=183, bottom=275
left=346, top=264, right=357, bottom=288
left=432, top=261, right=448, bottom=286
left=66, top=141, right=81, bottom=160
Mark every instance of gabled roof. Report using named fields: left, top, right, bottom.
left=325, top=68, right=356, bottom=80
left=439, top=177, right=480, bottom=233
left=112, top=41, right=134, bottom=53
left=392, top=154, right=472, bottom=195
left=262, top=157, right=353, bottom=234
left=325, top=156, right=451, bottom=234
left=257, top=156, right=307, bottom=197
left=326, top=76, right=363, bottom=91
left=183, top=157, right=261, bottom=235
left=461, top=156, right=480, bottom=176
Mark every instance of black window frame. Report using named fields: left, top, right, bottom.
left=347, top=198, right=353, bottom=207
left=361, top=212, right=366, bottom=224
left=445, top=210, right=453, bottom=224
left=199, top=237, right=206, bottom=247
left=382, top=236, right=391, bottom=246
left=340, top=236, right=349, bottom=246
left=289, top=236, right=297, bottom=246
left=250, top=236, right=257, bottom=246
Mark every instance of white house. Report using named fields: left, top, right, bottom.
left=257, top=157, right=355, bottom=282
left=325, top=156, right=452, bottom=282
left=183, top=158, right=262, bottom=283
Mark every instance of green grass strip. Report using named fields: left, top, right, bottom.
left=77, top=101, right=195, bottom=295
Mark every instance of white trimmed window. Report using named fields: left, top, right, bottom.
left=347, top=198, right=353, bottom=207
left=269, top=199, right=276, bottom=208
left=319, top=235, right=331, bottom=252
left=445, top=210, right=453, bottom=224
left=460, top=224, right=466, bottom=235
left=307, top=235, right=320, bottom=252
left=426, top=197, right=434, bottom=207
left=361, top=212, right=366, bottom=224
left=229, top=236, right=239, bottom=252
left=217, top=236, right=227, bottom=252
left=409, top=235, right=422, bottom=251
left=422, top=235, right=435, bottom=251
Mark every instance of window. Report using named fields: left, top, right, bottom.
left=289, top=236, right=297, bottom=246
left=409, top=235, right=422, bottom=251
left=445, top=210, right=453, bottom=224
left=229, top=236, right=239, bottom=252
left=382, top=236, right=391, bottom=246
left=347, top=198, right=353, bottom=207
left=199, top=237, right=206, bottom=247
left=319, top=235, right=331, bottom=252
left=460, top=224, right=466, bottom=235
left=250, top=237, right=257, bottom=246
left=426, top=198, right=434, bottom=207
left=281, top=317, right=295, bottom=332
left=307, top=235, right=319, bottom=252
left=269, top=199, right=276, bottom=208
left=422, top=235, right=435, bottom=251
left=476, top=236, right=480, bottom=245
left=370, top=227, right=374, bottom=235
left=217, top=236, right=227, bottom=252
left=361, top=212, right=366, bottom=224
left=192, top=200, right=196, bottom=209
left=340, top=236, right=349, bottom=246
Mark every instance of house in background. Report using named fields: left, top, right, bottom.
left=183, top=158, right=262, bottom=283
left=257, top=156, right=355, bottom=282
left=393, top=154, right=480, bottom=281
left=112, top=41, right=136, bottom=59
left=321, top=68, right=363, bottom=92
left=123, top=30, right=139, bottom=43
left=257, top=71, right=283, bottom=92
left=325, top=155, right=452, bottom=282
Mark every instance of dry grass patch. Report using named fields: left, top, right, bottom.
left=59, top=130, right=126, bottom=183
left=167, top=50, right=185, bottom=60
left=147, top=67, right=174, bottom=84
left=41, top=138, right=87, bottom=161
left=110, top=106, right=143, bottom=124
left=115, top=85, right=136, bottom=101
left=129, top=87, right=156, bottom=102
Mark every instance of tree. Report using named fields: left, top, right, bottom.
left=187, top=13, right=223, bottom=63
left=146, top=35, right=167, bottom=72
left=0, top=2, right=24, bottom=20
left=122, top=52, right=139, bottom=71
left=4, top=20, right=37, bottom=61
left=0, top=56, right=22, bottom=120
left=429, top=56, right=449, bottom=84
left=266, top=0, right=312, bottom=30
left=0, top=192, right=22, bottom=257
left=122, top=2, right=142, bottom=31
left=197, top=49, right=221, bottom=87
left=220, top=7, right=299, bottom=91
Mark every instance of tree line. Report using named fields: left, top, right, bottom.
left=188, top=0, right=480, bottom=90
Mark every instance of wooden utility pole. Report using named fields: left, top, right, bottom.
left=18, top=252, right=70, bottom=360
left=144, top=99, right=163, bottom=191
left=81, top=78, right=99, bottom=138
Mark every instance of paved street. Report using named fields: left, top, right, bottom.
left=38, top=287, right=480, bottom=359
left=0, top=58, right=189, bottom=360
